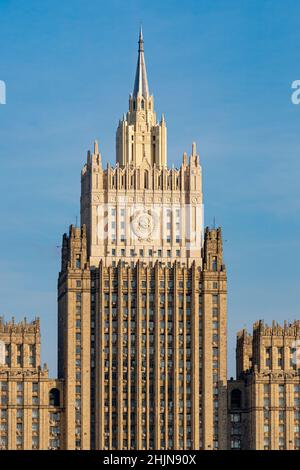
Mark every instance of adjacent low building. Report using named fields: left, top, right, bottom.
left=0, top=318, right=64, bottom=450
left=228, top=320, right=300, bottom=450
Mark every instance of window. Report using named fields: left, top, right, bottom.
left=278, top=424, right=284, bottom=434
left=231, top=438, right=241, bottom=449
left=213, top=308, right=218, bottom=317
left=17, top=423, right=23, bottom=432
left=16, top=396, right=23, bottom=405
left=32, top=422, right=38, bottom=432
left=212, top=256, right=217, bottom=272
left=17, top=344, right=22, bottom=366
left=264, top=397, right=269, bottom=407
left=32, top=436, right=39, bottom=449
left=49, top=438, right=60, bottom=449
left=29, top=355, right=35, bottom=366
left=278, top=347, right=283, bottom=368
left=32, top=396, right=39, bottom=405
left=5, top=344, right=10, bottom=366
left=265, top=348, right=271, bottom=368
left=230, top=413, right=241, bottom=423
left=264, top=437, right=269, bottom=449
left=279, top=437, right=285, bottom=449
left=1, top=382, right=8, bottom=392
left=231, top=389, right=242, bottom=409
left=263, top=384, right=269, bottom=394
left=264, top=424, right=269, bottom=433
left=76, top=254, right=81, bottom=268
left=49, top=388, right=60, bottom=407
left=0, top=436, right=7, bottom=448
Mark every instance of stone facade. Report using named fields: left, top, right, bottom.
left=0, top=318, right=64, bottom=450
left=58, top=225, right=227, bottom=450
left=228, top=321, right=300, bottom=450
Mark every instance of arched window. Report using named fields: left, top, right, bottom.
left=49, top=388, right=60, bottom=407
left=133, top=100, right=136, bottom=110
left=144, top=171, right=148, bottom=189
left=141, top=99, right=144, bottom=110
left=231, top=389, right=242, bottom=409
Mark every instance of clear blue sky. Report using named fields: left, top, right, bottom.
left=0, top=0, right=299, bottom=377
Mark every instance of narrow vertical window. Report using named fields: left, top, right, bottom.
left=76, top=254, right=81, bottom=269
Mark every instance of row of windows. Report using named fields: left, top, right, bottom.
left=265, top=347, right=297, bottom=369
left=1, top=382, right=38, bottom=392
left=101, top=280, right=218, bottom=290
left=110, top=248, right=183, bottom=258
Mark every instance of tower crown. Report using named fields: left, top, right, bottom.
left=116, top=28, right=167, bottom=168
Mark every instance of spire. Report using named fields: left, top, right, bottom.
left=133, top=26, right=149, bottom=98
left=93, top=140, right=99, bottom=155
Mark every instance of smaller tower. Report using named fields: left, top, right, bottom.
left=58, top=225, right=91, bottom=450
left=201, top=227, right=227, bottom=450
left=236, top=329, right=252, bottom=378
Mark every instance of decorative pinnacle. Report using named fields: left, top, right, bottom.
left=192, top=141, right=197, bottom=156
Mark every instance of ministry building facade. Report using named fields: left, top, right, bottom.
left=0, top=30, right=299, bottom=451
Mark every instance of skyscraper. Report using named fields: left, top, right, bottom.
left=58, top=29, right=228, bottom=450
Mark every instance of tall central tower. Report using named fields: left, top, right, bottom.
left=58, top=30, right=228, bottom=450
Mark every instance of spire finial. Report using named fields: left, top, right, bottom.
left=133, top=26, right=149, bottom=98
left=139, top=24, right=143, bottom=50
